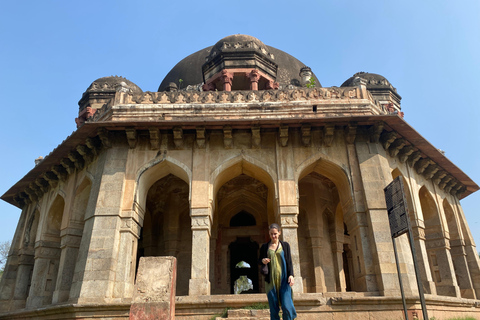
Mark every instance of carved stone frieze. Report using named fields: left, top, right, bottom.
left=324, top=125, right=335, bottom=147
left=301, top=125, right=311, bottom=147
left=34, top=246, right=61, bottom=259
left=279, top=125, right=289, bottom=147
left=196, top=127, right=206, bottom=149
left=191, top=216, right=211, bottom=231
left=397, top=145, right=415, bottom=163
left=173, top=127, right=183, bottom=149
left=280, top=214, right=298, bottom=228
left=125, top=128, right=137, bottom=149
left=223, top=126, right=233, bottom=149
left=125, top=87, right=361, bottom=107
left=251, top=126, right=261, bottom=148
left=345, top=124, right=357, bottom=145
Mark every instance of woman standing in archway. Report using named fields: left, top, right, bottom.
left=259, top=223, right=297, bottom=320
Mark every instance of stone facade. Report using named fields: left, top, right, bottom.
left=0, top=34, right=479, bottom=319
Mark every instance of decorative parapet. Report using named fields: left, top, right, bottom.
left=90, top=87, right=388, bottom=123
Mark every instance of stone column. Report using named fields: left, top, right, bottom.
left=10, top=251, right=34, bottom=310
left=113, top=211, right=141, bottom=300
left=309, top=235, right=326, bottom=292
left=68, top=145, right=128, bottom=304
left=52, top=229, right=82, bottom=304
left=410, top=223, right=437, bottom=295
left=426, top=236, right=460, bottom=297
left=189, top=208, right=212, bottom=295
left=331, top=240, right=347, bottom=292
left=280, top=205, right=304, bottom=293
left=354, top=139, right=404, bottom=296
left=26, top=241, right=61, bottom=308
left=450, top=238, right=475, bottom=298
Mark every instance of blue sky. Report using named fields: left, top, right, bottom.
left=1, top=1, right=479, bottom=249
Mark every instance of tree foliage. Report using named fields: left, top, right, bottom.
left=0, top=240, right=11, bottom=271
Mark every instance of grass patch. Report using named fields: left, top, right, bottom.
left=242, top=302, right=269, bottom=310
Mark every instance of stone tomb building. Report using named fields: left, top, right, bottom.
left=0, top=34, right=479, bottom=319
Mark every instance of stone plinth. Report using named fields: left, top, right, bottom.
left=130, top=256, right=177, bottom=320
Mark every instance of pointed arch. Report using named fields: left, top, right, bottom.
left=134, top=156, right=192, bottom=219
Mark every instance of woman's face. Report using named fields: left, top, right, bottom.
left=269, top=228, right=281, bottom=242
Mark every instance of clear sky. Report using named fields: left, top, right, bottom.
left=0, top=1, right=479, bottom=249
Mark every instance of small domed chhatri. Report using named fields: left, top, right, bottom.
left=76, top=76, right=142, bottom=127
left=0, top=34, right=478, bottom=320
left=342, top=71, right=402, bottom=113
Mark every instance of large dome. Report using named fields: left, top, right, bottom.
left=158, top=35, right=321, bottom=91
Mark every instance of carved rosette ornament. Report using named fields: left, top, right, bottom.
left=280, top=214, right=298, bottom=228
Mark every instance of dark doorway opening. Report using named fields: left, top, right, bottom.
left=229, top=237, right=259, bottom=294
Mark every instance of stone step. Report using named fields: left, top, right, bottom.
left=215, top=308, right=271, bottom=319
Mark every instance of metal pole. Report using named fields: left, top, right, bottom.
left=407, top=229, right=429, bottom=320
left=392, top=236, right=409, bottom=320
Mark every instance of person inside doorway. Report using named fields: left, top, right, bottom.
left=259, top=223, right=297, bottom=320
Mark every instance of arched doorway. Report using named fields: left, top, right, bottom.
left=298, top=172, right=354, bottom=293
left=211, top=174, right=269, bottom=294
left=137, top=173, right=191, bottom=296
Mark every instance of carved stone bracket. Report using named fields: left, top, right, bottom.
left=13, top=194, right=27, bottom=208
left=60, top=158, right=75, bottom=175
left=97, top=128, right=111, bottom=148
left=301, top=125, right=311, bottom=147
left=51, top=165, right=68, bottom=182
left=423, top=164, right=439, bottom=180
left=380, top=131, right=397, bottom=150
left=251, top=126, right=261, bottom=148
left=24, top=187, right=38, bottom=202
left=445, top=180, right=457, bottom=194
left=345, top=124, right=357, bottom=145
left=397, top=145, right=415, bottom=163
left=222, top=126, right=233, bottom=149
left=407, top=151, right=422, bottom=167
left=85, top=137, right=101, bottom=156
left=279, top=125, right=289, bottom=147
left=415, top=158, right=432, bottom=175
left=324, top=125, right=334, bottom=147
left=432, top=170, right=447, bottom=185
left=125, top=128, right=137, bottom=149
left=388, top=138, right=406, bottom=157
left=439, top=175, right=453, bottom=189
left=196, top=127, right=206, bottom=149
left=173, top=127, right=183, bottom=149
left=77, top=145, right=94, bottom=164
left=35, top=178, right=49, bottom=193
left=68, top=151, right=85, bottom=171
left=369, top=122, right=384, bottom=143
left=148, top=128, right=160, bottom=150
